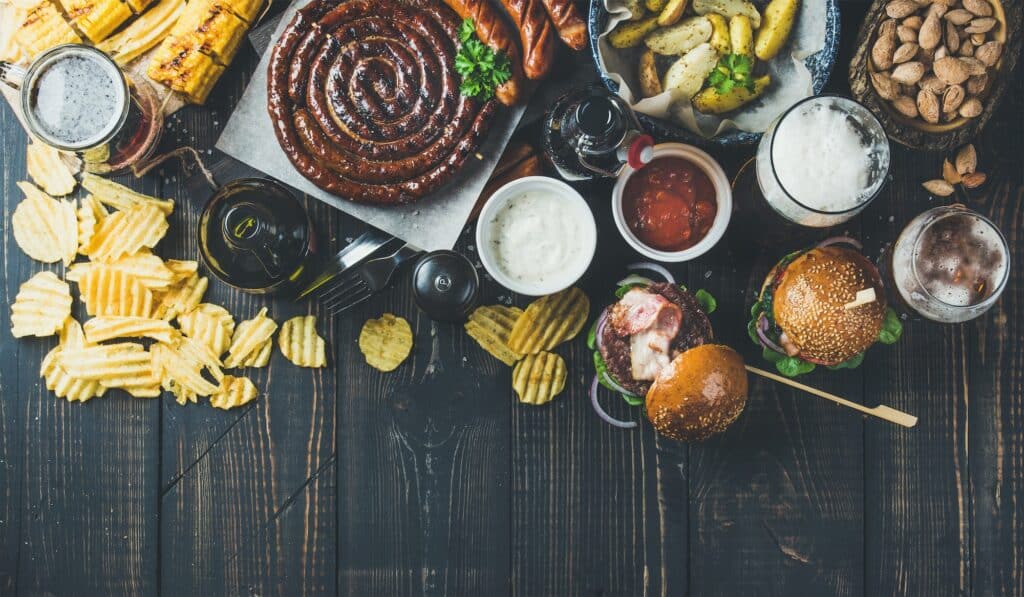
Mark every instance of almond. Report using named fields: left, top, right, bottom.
left=872, top=35, right=897, bottom=70
left=963, top=0, right=993, bottom=16
left=942, top=109, right=960, bottom=123
left=934, top=56, right=971, bottom=84
left=917, top=89, right=941, bottom=123
left=942, top=84, right=966, bottom=112
left=966, top=73, right=988, bottom=94
left=965, top=17, right=997, bottom=33
left=955, top=144, right=977, bottom=175
left=871, top=72, right=902, bottom=100
left=898, top=25, right=920, bottom=42
left=922, top=179, right=955, bottom=196
left=945, top=21, right=961, bottom=52
left=942, top=159, right=962, bottom=184
left=959, top=42, right=976, bottom=57
left=944, top=8, right=974, bottom=24
left=975, top=41, right=1002, bottom=66
left=927, top=2, right=948, bottom=20
left=934, top=46, right=949, bottom=60
left=892, top=95, right=919, bottom=118
left=959, top=96, right=983, bottom=117
left=970, top=32, right=986, bottom=45
left=894, top=42, right=920, bottom=63
left=920, top=75, right=947, bottom=93
left=887, top=0, right=920, bottom=18
left=919, top=13, right=943, bottom=49
left=892, top=61, right=926, bottom=84
left=878, top=18, right=898, bottom=40
left=903, top=15, right=923, bottom=29
left=962, top=172, right=987, bottom=188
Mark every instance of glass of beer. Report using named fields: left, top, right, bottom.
left=0, top=43, right=162, bottom=174
left=891, top=205, right=1009, bottom=323
left=755, top=95, right=891, bottom=228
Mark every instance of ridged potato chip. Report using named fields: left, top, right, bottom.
left=41, top=318, right=106, bottom=402
left=358, top=313, right=413, bottom=372
left=78, top=265, right=154, bottom=317
left=209, top=375, right=258, bottom=409
left=80, top=173, right=174, bottom=214
left=238, top=338, right=271, bottom=368
left=11, top=181, right=78, bottom=265
left=151, top=335, right=223, bottom=398
left=83, top=316, right=175, bottom=343
left=507, top=287, right=590, bottom=355
left=27, top=140, right=78, bottom=196
left=165, top=259, right=199, bottom=280
left=76, top=194, right=107, bottom=252
left=278, top=315, right=326, bottom=368
left=83, top=202, right=168, bottom=262
left=512, top=351, right=567, bottom=405
left=11, top=271, right=72, bottom=338
left=224, top=307, right=278, bottom=368
left=152, top=272, right=207, bottom=321
left=464, top=305, right=523, bottom=366
left=67, top=251, right=175, bottom=289
left=178, top=303, right=235, bottom=356
left=58, top=342, right=160, bottom=397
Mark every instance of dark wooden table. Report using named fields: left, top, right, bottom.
left=2, top=1, right=1022, bottom=595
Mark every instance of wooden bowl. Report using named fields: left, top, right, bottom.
left=849, top=0, right=1022, bottom=151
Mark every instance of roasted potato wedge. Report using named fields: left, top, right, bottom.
left=608, top=15, right=659, bottom=48
left=638, top=48, right=663, bottom=97
left=621, top=0, right=645, bottom=19
left=729, top=14, right=754, bottom=58
left=706, top=13, right=731, bottom=54
left=692, top=0, right=761, bottom=28
left=644, top=15, right=712, bottom=55
left=656, top=0, right=688, bottom=26
left=645, top=0, right=667, bottom=12
left=662, top=42, right=719, bottom=99
left=754, top=0, right=799, bottom=60
left=692, top=73, right=770, bottom=113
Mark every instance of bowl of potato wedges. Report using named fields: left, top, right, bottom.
left=589, top=0, right=841, bottom=146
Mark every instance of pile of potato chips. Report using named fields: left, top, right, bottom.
left=9, top=147, right=328, bottom=409
left=464, top=287, right=589, bottom=405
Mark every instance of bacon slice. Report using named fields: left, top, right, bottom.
left=610, top=288, right=683, bottom=381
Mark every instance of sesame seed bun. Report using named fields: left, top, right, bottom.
left=771, top=246, right=886, bottom=365
left=645, top=344, right=748, bottom=442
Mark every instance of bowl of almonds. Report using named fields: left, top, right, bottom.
left=849, top=0, right=1021, bottom=151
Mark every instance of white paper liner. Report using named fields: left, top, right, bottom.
left=595, top=0, right=827, bottom=137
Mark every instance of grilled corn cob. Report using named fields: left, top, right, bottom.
left=59, top=0, right=132, bottom=43
left=97, top=0, right=185, bottom=65
left=147, top=38, right=224, bottom=103
left=12, top=1, right=81, bottom=58
left=170, top=0, right=247, bottom=64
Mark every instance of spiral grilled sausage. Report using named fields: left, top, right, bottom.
left=268, top=0, right=496, bottom=205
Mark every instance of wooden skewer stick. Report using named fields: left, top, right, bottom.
left=745, top=365, right=918, bottom=428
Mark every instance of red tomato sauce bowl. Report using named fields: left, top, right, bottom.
left=612, top=144, right=732, bottom=262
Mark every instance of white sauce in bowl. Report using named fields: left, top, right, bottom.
left=479, top=180, right=596, bottom=295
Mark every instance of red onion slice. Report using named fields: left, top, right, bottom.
left=590, top=376, right=638, bottom=429
left=816, top=236, right=863, bottom=250
left=615, top=274, right=655, bottom=287
left=626, top=262, right=675, bottom=284
left=601, top=371, right=640, bottom=399
left=756, top=313, right=787, bottom=355
left=594, top=307, right=609, bottom=352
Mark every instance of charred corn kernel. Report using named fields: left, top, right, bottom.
left=171, top=0, right=248, bottom=64
left=126, top=0, right=156, bottom=13
left=219, top=0, right=261, bottom=22
left=14, top=1, right=81, bottom=57
left=61, top=0, right=133, bottom=42
left=147, top=37, right=225, bottom=103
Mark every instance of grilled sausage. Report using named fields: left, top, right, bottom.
left=440, top=0, right=525, bottom=104
left=499, top=0, right=558, bottom=79
left=540, top=0, right=587, bottom=50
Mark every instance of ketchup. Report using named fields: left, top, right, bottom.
left=622, top=157, right=717, bottom=252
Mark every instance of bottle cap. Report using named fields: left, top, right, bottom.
left=412, top=250, right=479, bottom=322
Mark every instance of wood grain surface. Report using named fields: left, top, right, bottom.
left=1, top=1, right=1022, bottom=596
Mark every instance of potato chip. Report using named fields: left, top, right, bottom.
left=278, top=315, right=326, bottom=368
left=152, top=272, right=208, bottom=321
left=67, top=251, right=176, bottom=289
left=77, top=265, right=154, bottom=317
left=82, top=202, right=168, bottom=262
left=11, top=181, right=78, bottom=265
left=209, top=375, right=258, bottom=410
left=80, top=173, right=174, bottom=214
left=11, top=271, right=72, bottom=338
left=358, top=313, right=413, bottom=372
left=27, top=140, right=78, bottom=196
left=58, top=342, right=160, bottom=396
left=223, top=307, right=278, bottom=368
left=507, top=287, right=590, bottom=355
left=83, top=316, right=175, bottom=343
left=178, top=303, right=235, bottom=356
left=166, top=379, right=198, bottom=405
left=41, top=318, right=106, bottom=402
left=76, top=194, right=107, bottom=252
left=238, top=338, right=272, bottom=368
left=151, top=335, right=223, bottom=398
left=165, top=259, right=199, bottom=280
left=512, top=351, right=567, bottom=405
left=464, top=305, right=524, bottom=366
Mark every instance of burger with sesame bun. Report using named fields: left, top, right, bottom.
left=748, top=239, right=904, bottom=378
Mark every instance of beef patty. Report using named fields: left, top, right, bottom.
left=598, top=283, right=713, bottom=396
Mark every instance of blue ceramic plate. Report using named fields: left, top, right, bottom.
left=588, top=0, right=841, bottom=147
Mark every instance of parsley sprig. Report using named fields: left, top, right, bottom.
left=706, top=54, right=756, bottom=94
left=454, top=18, right=511, bottom=101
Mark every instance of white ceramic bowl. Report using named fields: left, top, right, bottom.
left=476, top=176, right=597, bottom=296
left=611, top=143, right=732, bottom=262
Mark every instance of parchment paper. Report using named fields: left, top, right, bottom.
left=596, top=0, right=826, bottom=138
left=216, top=0, right=525, bottom=252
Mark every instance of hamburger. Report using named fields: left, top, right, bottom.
left=588, top=276, right=747, bottom=441
left=748, top=242, right=903, bottom=377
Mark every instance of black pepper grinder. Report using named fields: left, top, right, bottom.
left=411, top=250, right=479, bottom=322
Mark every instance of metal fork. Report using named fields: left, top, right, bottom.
left=298, top=229, right=396, bottom=299
left=319, top=243, right=423, bottom=314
